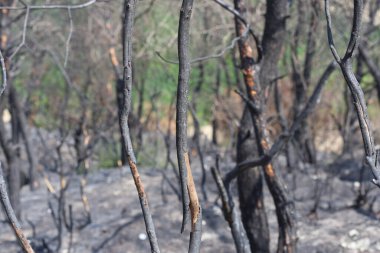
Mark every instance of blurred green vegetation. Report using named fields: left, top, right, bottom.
left=97, top=141, right=121, bottom=169
left=6, top=0, right=380, bottom=170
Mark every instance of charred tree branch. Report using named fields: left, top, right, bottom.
left=325, top=0, right=380, bottom=187
left=119, top=1, right=161, bottom=252
left=176, top=0, right=202, bottom=251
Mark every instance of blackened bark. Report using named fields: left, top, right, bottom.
left=119, top=1, right=161, bottom=252
left=259, top=3, right=297, bottom=251
left=237, top=107, right=269, bottom=253
left=225, top=61, right=336, bottom=184
left=325, top=0, right=380, bottom=187
left=232, top=0, right=270, bottom=251
left=259, top=0, right=289, bottom=89
left=176, top=2, right=203, bottom=249
left=211, top=163, right=251, bottom=253
left=233, top=0, right=296, bottom=252
left=291, top=0, right=320, bottom=164
left=176, top=0, right=203, bottom=251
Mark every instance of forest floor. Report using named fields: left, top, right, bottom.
left=1, top=150, right=380, bottom=253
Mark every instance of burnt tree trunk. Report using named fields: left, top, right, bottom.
left=233, top=1, right=269, bottom=250
left=237, top=107, right=269, bottom=253
left=290, top=0, right=320, bottom=164
left=233, top=0, right=297, bottom=252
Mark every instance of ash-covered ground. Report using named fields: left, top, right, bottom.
left=1, top=151, right=380, bottom=253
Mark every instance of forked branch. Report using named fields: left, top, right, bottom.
left=224, top=61, right=336, bottom=185
left=324, top=0, right=380, bottom=187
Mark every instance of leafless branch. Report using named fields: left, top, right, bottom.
left=211, top=159, right=250, bottom=253
left=324, top=0, right=380, bottom=187
left=176, top=0, right=202, bottom=251
left=225, top=61, right=337, bottom=184
left=325, top=0, right=341, bottom=63
left=120, top=0, right=161, bottom=252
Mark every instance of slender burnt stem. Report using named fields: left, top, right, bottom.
left=176, top=0, right=202, bottom=251
left=325, top=0, right=380, bottom=187
left=211, top=162, right=251, bottom=253
left=119, top=1, right=160, bottom=252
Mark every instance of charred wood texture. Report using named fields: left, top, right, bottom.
left=237, top=107, right=269, bottom=253
left=176, top=0, right=202, bottom=251
left=233, top=0, right=297, bottom=252
left=290, top=0, right=320, bottom=164
left=211, top=158, right=251, bottom=253
left=119, top=1, right=160, bottom=252
left=325, top=0, right=380, bottom=188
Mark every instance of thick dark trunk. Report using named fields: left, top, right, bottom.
left=232, top=0, right=296, bottom=251
left=237, top=107, right=270, bottom=253
left=232, top=0, right=271, bottom=248
left=291, top=0, right=319, bottom=164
